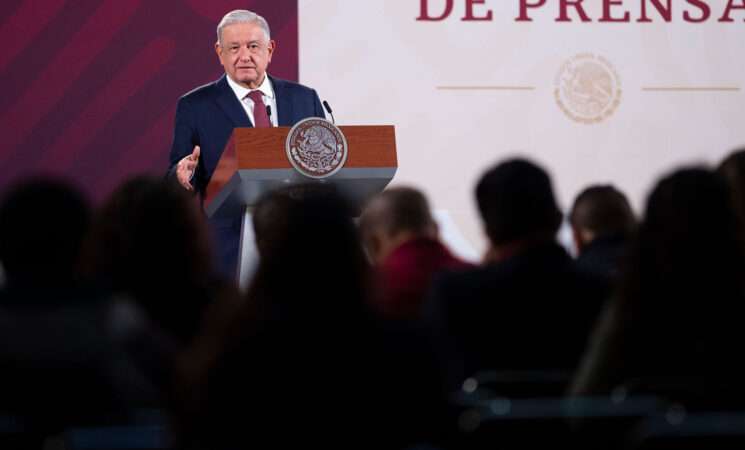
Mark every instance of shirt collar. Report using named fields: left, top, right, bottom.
left=226, top=73, right=275, bottom=101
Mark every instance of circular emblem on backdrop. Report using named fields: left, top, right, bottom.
left=286, top=118, right=348, bottom=178
left=554, top=53, right=622, bottom=125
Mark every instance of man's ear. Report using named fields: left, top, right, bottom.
left=428, top=220, right=439, bottom=239
left=266, top=40, right=276, bottom=62
left=483, top=224, right=497, bottom=246
left=215, top=42, right=223, bottom=59
left=366, top=234, right=384, bottom=264
left=572, top=227, right=596, bottom=254
left=571, top=227, right=583, bottom=255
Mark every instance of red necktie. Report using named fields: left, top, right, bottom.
left=247, top=90, right=271, bottom=127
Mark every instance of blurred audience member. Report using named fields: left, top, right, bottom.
left=0, top=179, right=163, bottom=438
left=360, top=186, right=472, bottom=320
left=571, top=168, right=745, bottom=408
left=422, top=159, right=608, bottom=393
left=569, top=184, right=636, bottom=281
left=0, top=179, right=88, bottom=285
left=177, top=183, right=446, bottom=449
left=86, top=176, right=235, bottom=346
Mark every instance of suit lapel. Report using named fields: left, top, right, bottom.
left=215, top=74, right=253, bottom=127
left=270, top=75, right=294, bottom=127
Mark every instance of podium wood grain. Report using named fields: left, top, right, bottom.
left=205, top=125, right=397, bottom=206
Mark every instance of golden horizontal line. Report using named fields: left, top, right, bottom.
left=437, top=86, right=535, bottom=91
left=642, top=87, right=740, bottom=92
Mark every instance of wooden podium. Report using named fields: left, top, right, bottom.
left=203, top=125, right=398, bottom=288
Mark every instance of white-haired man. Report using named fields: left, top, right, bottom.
left=167, top=10, right=325, bottom=278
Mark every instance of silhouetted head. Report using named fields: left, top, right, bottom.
left=0, top=179, right=89, bottom=283
left=87, top=176, right=213, bottom=340
left=90, top=175, right=211, bottom=286
left=251, top=183, right=370, bottom=319
left=569, top=184, right=636, bottom=252
left=620, top=167, right=744, bottom=313
left=645, top=168, right=735, bottom=268
left=359, top=187, right=438, bottom=264
left=476, top=159, right=562, bottom=247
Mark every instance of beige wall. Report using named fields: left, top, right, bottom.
left=298, top=0, right=745, bottom=256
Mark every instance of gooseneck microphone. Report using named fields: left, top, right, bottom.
left=323, top=100, right=335, bottom=124
left=266, top=105, right=272, bottom=126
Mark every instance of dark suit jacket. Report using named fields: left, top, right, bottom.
left=166, top=74, right=325, bottom=277
left=575, top=232, right=629, bottom=283
left=167, top=73, right=325, bottom=194
left=421, top=243, right=609, bottom=392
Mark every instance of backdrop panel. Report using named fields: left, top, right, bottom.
left=298, top=0, right=745, bottom=254
left=0, top=0, right=298, bottom=201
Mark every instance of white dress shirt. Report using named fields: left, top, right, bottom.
left=226, top=73, right=279, bottom=127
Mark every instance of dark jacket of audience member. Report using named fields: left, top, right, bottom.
left=570, top=168, right=745, bottom=408
left=176, top=184, right=446, bottom=449
left=422, top=159, right=608, bottom=393
left=361, top=187, right=472, bottom=320
left=569, top=185, right=636, bottom=281
left=85, top=176, right=232, bottom=346
left=0, top=180, right=165, bottom=433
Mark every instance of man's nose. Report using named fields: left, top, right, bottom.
left=238, top=47, right=252, bottom=61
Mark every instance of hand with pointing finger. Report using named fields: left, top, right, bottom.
left=176, top=145, right=200, bottom=191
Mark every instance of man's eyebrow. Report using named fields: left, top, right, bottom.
left=225, top=40, right=261, bottom=45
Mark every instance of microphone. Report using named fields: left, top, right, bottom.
left=323, top=100, right=335, bottom=124
left=266, top=104, right=272, bottom=126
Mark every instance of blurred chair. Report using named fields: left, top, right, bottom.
left=0, top=409, right=170, bottom=450
left=628, top=411, right=745, bottom=450
left=454, top=393, right=668, bottom=450
left=63, top=424, right=170, bottom=450
left=617, top=377, right=745, bottom=412
left=458, top=369, right=573, bottom=398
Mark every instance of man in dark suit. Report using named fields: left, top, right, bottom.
left=167, top=10, right=325, bottom=277
left=421, top=159, right=609, bottom=395
left=568, top=184, right=636, bottom=282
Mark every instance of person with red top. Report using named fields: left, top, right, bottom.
left=361, top=187, right=472, bottom=320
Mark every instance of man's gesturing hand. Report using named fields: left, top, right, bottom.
left=176, top=145, right=200, bottom=191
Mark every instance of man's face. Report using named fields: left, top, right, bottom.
left=216, top=22, right=275, bottom=89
